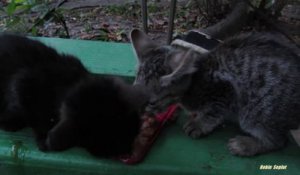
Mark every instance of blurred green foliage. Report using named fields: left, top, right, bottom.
left=0, top=0, right=69, bottom=37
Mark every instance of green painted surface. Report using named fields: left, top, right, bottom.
left=1, top=123, right=299, bottom=175
left=0, top=37, right=299, bottom=175
left=33, top=37, right=136, bottom=77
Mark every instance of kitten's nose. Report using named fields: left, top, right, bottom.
left=145, top=98, right=160, bottom=113
left=148, top=101, right=157, bottom=106
left=148, top=98, right=159, bottom=107
left=145, top=104, right=154, bottom=112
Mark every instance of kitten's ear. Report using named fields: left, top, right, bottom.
left=130, top=29, right=157, bottom=62
left=160, top=50, right=198, bottom=87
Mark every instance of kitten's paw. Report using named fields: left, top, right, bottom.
left=183, top=118, right=207, bottom=139
left=228, top=136, right=260, bottom=156
left=183, top=122, right=203, bottom=139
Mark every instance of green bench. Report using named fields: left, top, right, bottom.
left=0, top=37, right=299, bottom=175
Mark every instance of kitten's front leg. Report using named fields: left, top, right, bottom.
left=32, top=126, right=51, bottom=151
left=183, top=105, right=224, bottom=139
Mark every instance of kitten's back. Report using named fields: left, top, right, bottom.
left=210, top=32, right=300, bottom=126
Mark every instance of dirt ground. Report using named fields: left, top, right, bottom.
left=38, top=0, right=209, bottom=44
left=1, top=0, right=299, bottom=44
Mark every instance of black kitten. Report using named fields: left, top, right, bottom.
left=131, top=29, right=300, bottom=156
left=0, top=34, right=148, bottom=157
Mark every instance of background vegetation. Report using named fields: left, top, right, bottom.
left=0, top=0, right=299, bottom=43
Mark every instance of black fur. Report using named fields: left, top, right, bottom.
left=0, top=34, right=146, bottom=157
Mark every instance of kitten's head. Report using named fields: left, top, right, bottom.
left=131, top=29, right=198, bottom=114
left=46, top=77, right=148, bottom=157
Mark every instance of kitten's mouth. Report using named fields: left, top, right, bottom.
left=144, top=99, right=164, bottom=115
left=144, top=95, right=177, bottom=116
left=118, top=104, right=178, bottom=164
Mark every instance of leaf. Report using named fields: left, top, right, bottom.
left=6, top=16, right=21, bottom=27
left=98, top=29, right=109, bottom=36
left=30, top=3, right=49, bottom=13
left=30, top=26, right=38, bottom=36
left=15, top=4, right=32, bottom=12
left=6, top=1, right=17, bottom=16
left=15, top=0, right=26, bottom=4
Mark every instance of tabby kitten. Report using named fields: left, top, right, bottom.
left=0, top=34, right=148, bottom=157
left=131, top=29, right=300, bottom=156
